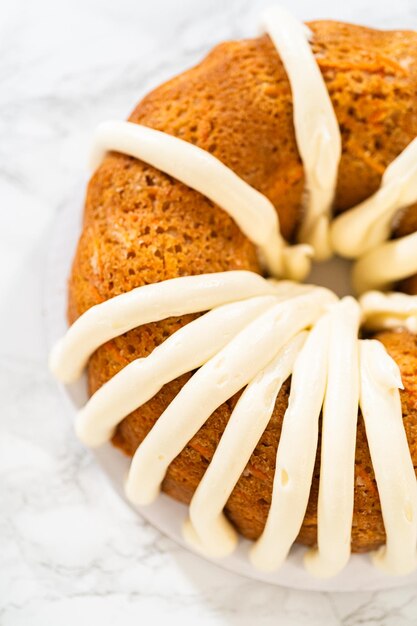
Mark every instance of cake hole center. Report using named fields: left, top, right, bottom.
left=306, top=255, right=353, bottom=298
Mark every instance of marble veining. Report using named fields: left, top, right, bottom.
left=2, top=0, right=417, bottom=623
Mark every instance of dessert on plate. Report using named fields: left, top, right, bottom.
left=50, top=6, right=417, bottom=578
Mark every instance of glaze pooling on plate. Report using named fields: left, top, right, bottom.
left=50, top=5, right=417, bottom=579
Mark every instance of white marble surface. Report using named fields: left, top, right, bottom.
left=2, top=0, right=417, bottom=623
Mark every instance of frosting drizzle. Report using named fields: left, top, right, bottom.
left=352, top=230, right=417, bottom=294
left=304, top=297, right=361, bottom=577
left=360, top=290, right=417, bottom=333
left=331, top=137, right=417, bottom=292
left=251, top=312, right=331, bottom=571
left=261, top=5, right=342, bottom=261
left=183, top=331, right=307, bottom=558
left=125, top=285, right=334, bottom=506
left=331, top=137, right=417, bottom=259
left=359, top=340, right=417, bottom=575
left=50, top=271, right=280, bottom=383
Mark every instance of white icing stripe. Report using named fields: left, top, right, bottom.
left=352, top=230, right=417, bottom=294
left=250, top=313, right=331, bottom=571
left=49, top=271, right=279, bottom=384
left=360, top=291, right=417, bottom=333
left=331, top=137, right=417, bottom=259
left=125, top=287, right=334, bottom=506
left=91, top=120, right=313, bottom=280
left=331, top=136, right=417, bottom=292
left=304, top=297, right=361, bottom=577
left=359, top=340, right=417, bottom=575
left=262, top=5, right=341, bottom=261
left=76, top=295, right=282, bottom=447
left=183, top=332, right=307, bottom=558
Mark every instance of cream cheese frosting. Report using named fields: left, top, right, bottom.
left=250, top=312, right=331, bottom=571
left=125, top=285, right=335, bottom=506
left=331, top=137, right=417, bottom=259
left=76, top=295, right=281, bottom=447
left=330, top=136, right=417, bottom=292
left=360, top=290, right=417, bottom=333
left=304, top=297, right=361, bottom=577
left=183, top=331, right=308, bottom=559
left=50, top=271, right=280, bottom=383
left=261, top=5, right=341, bottom=261
left=352, top=230, right=417, bottom=294
left=359, top=340, right=417, bottom=575
left=76, top=286, right=315, bottom=447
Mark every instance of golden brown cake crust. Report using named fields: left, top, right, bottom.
left=68, top=21, right=417, bottom=553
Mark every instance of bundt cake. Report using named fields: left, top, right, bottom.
left=50, top=6, right=417, bottom=578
